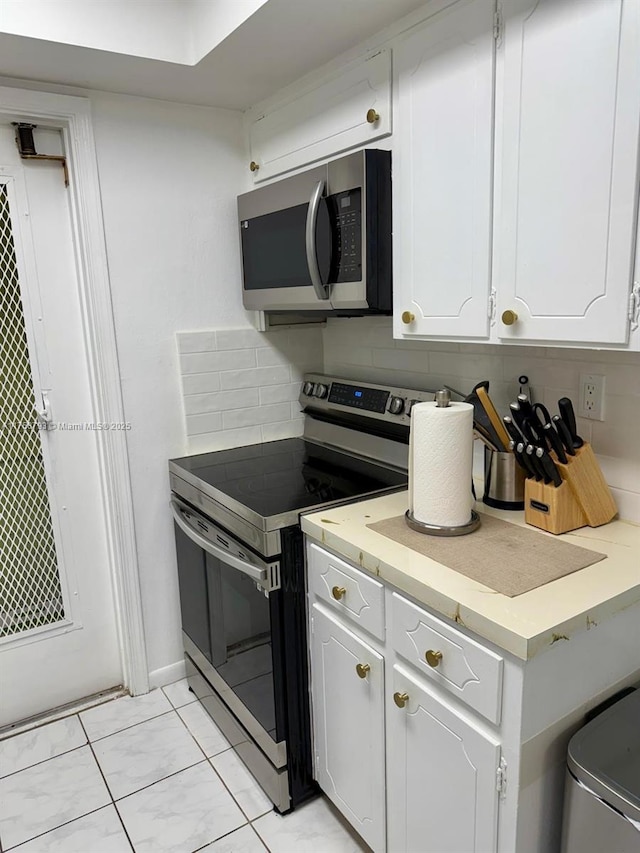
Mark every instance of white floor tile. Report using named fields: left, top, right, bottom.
left=199, top=824, right=267, bottom=852
left=177, top=701, right=232, bottom=757
left=92, top=711, right=204, bottom=800
left=210, top=750, right=272, bottom=821
left=13, top=805, right=132, bottom=853
left=0, top=716, right=86, bottom=778
left=162, top=678, right=197, bottom=710
left=0, top=745, right=110, bottom=849
left=252, top=797, right=370, bottom=853
left=116, top=761, right=246, bottom=853
left=80, top=689, right=173, bottom=741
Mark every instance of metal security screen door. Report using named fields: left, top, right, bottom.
left=0, top=122, right=121, bottom=727
left=0, top=183, right=66, bottom=638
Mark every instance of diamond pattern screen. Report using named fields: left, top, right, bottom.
left=0, top=182, right=64, bottom=638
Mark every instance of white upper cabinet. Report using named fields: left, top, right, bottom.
left=495, top=0, right=640, bottom=345
left=393, top=0, right=496, bottom=340
left=246, top=49, right=391, bottom=183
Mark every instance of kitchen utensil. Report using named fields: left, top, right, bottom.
left=518, top=375, right=531, bottom=401
left=542, top=421, right=568, bottom=464
left=516, top=441, right=538, bottom=479
left=536, top=447, right=562, bottom=487
left=503, top=416, right=524, bottom=445
left=552, top=415, right=577, bottom=457
left=465, top=381, right=504, bottom=451
left=531, top=402, right=552, bottom=427
left=526, top=444, right=548, bottom=482
left=558, top=397, right=584, bottom=449
left=517, top=394, right=534, bottom=420
left=483, top=447, right=525, bottom=509
left=524, top=478, right=587, bottom=535
left=476, top=387, right=511, bottom=451
left=554, top=444, right=617, bottom=526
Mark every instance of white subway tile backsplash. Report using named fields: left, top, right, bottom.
left=219, top=365, right=291, bottom=390
left=184, top=388, right=260, bottom=416
left=216, top=328, right=271, bottom=351
left=259, top=384, right=301, bottom=405
left=261, top=421, right=304, bottom=443
left=181, top=372, right=221, bottom=395
left=222, top=403, right=291, bottom=430
left=180, top=349, right=256, bottom=375
left=186, top=412, right=223, bottom=436
left=177, top=332, right=217, bottom=353
left=176, top=327, right=323, bottom=454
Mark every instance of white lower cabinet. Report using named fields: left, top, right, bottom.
left=308, top=544, right=503, bottom=853
left=387, top=664, right=500, bottom=853
left=310, top=604, right=386, bottom=853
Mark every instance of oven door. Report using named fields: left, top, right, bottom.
left=171, top=498, right=286, bottom=768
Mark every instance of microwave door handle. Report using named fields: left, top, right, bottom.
left=170, top=501, right=268, bottom=584
left=305, top=180, right=330, bottom=301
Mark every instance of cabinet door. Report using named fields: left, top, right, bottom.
left=310, top=604, right=386, bottom=853
left=496, top=0, right=640, bottom=344
left=247, top=50, right=391, bottom=183
left=393, top=0, right=496, bottom=340
left=387, top=664, right=500, bottom=853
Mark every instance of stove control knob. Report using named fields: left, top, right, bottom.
left=388, top=396, right=405, bottom=416
left=314, top=383, right=328, bottom=399
left=302, top=381, right=315, bottom=397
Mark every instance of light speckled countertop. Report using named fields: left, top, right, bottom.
left=301, top=491, right=640, bottom=660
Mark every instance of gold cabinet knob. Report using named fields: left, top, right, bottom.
left=501, top=309, right=518, bottom=326
left=401, top=311, right=415, bottom=325
left=249, top=161, right=260, bottom=172
left=366, top=108, right=380, bottom=124
left=425, top=650, right=443, bottom=668
left=332, top=586, right=346, bottom=600
left=393, top=691, right=409, bottom=708
left=356, top=663, right=371, bottom=679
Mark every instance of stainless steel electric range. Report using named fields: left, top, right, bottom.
left=168, top=373, right=435, bottom=814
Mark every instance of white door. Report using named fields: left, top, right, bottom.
left=387, top=664, right=500, bottom=853
left=0, top=123, right=122, bottom=726
left=310, top=604, right=386, bottom=853
left=495, top=0, right=640, bottom=344
left=393, top=0, right=496, bottom=340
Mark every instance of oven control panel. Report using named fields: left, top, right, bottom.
left=300, top=374, right=437, bottom=424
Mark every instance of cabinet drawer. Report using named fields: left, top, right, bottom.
left=391, top=592, right=503, bottom=723
left=307, top=543, right=385, bottom=641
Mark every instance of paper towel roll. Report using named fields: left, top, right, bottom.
left=409, top=400, right=474, bottom=528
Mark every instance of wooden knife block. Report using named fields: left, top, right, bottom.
left=525, top=442, right=617, bottom=535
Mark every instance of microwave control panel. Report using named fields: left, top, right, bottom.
left=329, top=188, right=362, bottom=282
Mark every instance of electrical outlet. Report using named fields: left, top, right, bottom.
left=578, top=373, right=605, bottom=421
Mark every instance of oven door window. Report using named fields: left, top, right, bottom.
left=206, top=552, right=277, bottom=741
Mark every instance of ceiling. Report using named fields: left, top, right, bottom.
left=0, top=0, right=430, bottom=110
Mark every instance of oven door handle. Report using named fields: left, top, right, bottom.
left=305, top=180, right=330, bottom=301
left=170, top=501, right=268, bottom=585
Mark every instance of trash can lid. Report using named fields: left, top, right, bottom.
left=568, top=689, right=640, bottom=822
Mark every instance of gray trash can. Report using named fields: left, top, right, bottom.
left=561, top=688, right=640, bottom=853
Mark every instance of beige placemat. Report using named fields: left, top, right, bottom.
left=366, top=513, right=606, bottom=597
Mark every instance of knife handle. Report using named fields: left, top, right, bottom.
left=526, top=443, right=547, bottom=482
left=517, top=394, right=534, bottom=420
left=516, top=442, right=537, bottom=479
left=543, top=422, right=568, bottom=464
left=552, top=415, right=577, bottom=457
left=536, top=447, right=562, bottom=488
left=558, top=397, right=583, bottom=448
left=503, top=416, right=524, bottom=445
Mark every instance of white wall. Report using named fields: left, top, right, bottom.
left=323, top=317, right=640, bottom=523
left=90, top=92, right=249, bottom=683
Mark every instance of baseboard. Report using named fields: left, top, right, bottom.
left=148, top=659, right=186, bottom=689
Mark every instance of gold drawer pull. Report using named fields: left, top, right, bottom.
left=366, top=108, right=380, bottom=124
left=393, top=691, right=409, bottom=708
left=332, top=586, right=346, bottom=600
left=425, top=650, right=443, bottom=668
left=249, top=161, right=260, bottom=172
left=356, top=663, right=370, bottom=679
left=501, top=309, right=518, bottom=326
left=401, top=311, right=415, bottom=325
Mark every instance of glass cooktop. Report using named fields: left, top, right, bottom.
left=170, top=438, right=407, bottom=521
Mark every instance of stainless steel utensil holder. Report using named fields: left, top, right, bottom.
left=483, top=448, right=525, bottom=510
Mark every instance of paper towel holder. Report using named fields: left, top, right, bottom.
left=405, top=509, right=480, bottom=537
left=405, top=388, right=481, bottom=536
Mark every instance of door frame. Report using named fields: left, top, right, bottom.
left=0, top=85, right=149, bottom=695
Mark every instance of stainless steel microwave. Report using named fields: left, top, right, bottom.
left=237, top=149, right=392, bottom=314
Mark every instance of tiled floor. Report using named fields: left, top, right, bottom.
left=0, top=683, right=368, bottom=853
